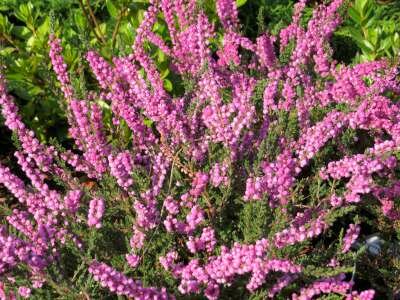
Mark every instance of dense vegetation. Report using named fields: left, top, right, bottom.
left=0, top=0, right=399, bottom=299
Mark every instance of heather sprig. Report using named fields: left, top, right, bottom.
left=0, top=0, right=399, bottom=299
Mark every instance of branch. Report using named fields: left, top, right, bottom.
left=111, top=8, right=127, bottom=51
left=77, top=0, right=106, bottom=44
left=85, top=0, right=106, bottom=44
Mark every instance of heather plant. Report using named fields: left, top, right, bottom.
left=0, top=0, right=376, bottom=148
left=0, top=0, right=400, bottom=299
left=0, top=0, right=173, bottom=143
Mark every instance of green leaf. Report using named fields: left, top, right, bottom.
left=28, top=85, right=44, bottom=96
left=347, top=27, right=364, bottom=44
left=163, top=79, right=172, bottom=92
left=366, top=27, right=379, bottom=46
left=157, top=49, right=166, bottom=62
left=12, top=25, right=31, bottom=39
left=236, top=0, right=247, bottom=7
left=0, top=5, right=11, bottom=11
left=74, top=12, right=87, bottom=31
left=96, top=22, right=107, bottom=38
left=26, top=35, right=36, bottom=51
left=98, top=100, right=111, bottom=110
left=363, top=5, right=374, bottom=20
left=37, top=16, right=50, bottom=37
left=378, top=37, right=392, bottom=52
left=143, top=118, right=153, bottom=128
left=356, top=41, right=372, bottom=55
left=14, top=2, right=34, bottom=23
left=106, top=0, right=118, bottom=18
left=364, top=16, right=376, bottom=28
left=160, top=68, right=169, bottom=79
left=0, top=46, right=16, bottom=56
left=137, top=9, right=145, bottom=24
left=14, top=4, right=29, bottom=22
left=0, top=13, right=13, bottom=34
left=362, top=39, right=375, bottom=52
left=348, top=7, right=362, bottom=24
left=354, top=0, right=369, bottom=15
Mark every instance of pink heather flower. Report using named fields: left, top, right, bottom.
left=160, top=0, right=178, bottom=44
left=196, top=12, right=214, bottom=68
left=0, top=74, right=57, bottom=174
left=186, top=227, right=216, bottom=254
left=164, top=196, right=180, bottom=215
left=64, top=190, right=82, bottom=214
left=86, top=50, right=114, bottom=89
left=130, top=226, right=146, bottom=250
left=0, top=226, right=48, bottom=273
left=0, top=163, right=29, bottom=204
left=256, top=34, right=276, bottom=69
left=186, top=205, right=205, bottom=232
left=279, top=0, right=306, bottom=50
left=209, top=162, right=229, bottom=187
left=108, top=151, right=134, bottom=189
left=163, top=215, right=187, bottom=234
left=327, top=258, right=339, bottom=268
left=151, top=153, right=169, bottom=196
left=245, top=149, right=295, bottom=207
left=133, top=198, right=159, bottom=230
left=342, top=224, right=360, bottom=253
left=292, top=274, right=353, bottom=300
left=88, top=198, right=105, bottom=229
left=159, top=251, right=179, bottom=272
left=48, top=34, right=73, bottom=99
left=88, top=261, right=171, bottom=299
left=268, top=275, right=297, bottom=298
left=165, top=238, right=299, bottom=296
left=6, top=210, right=35, bottom=241
left=216, top=0, right=239, bottom=31
left=296, top=111, right=347, bottom=168
left=68, top=100, right=110, bottom=176
left=204, top=283, right=220, bottom=300
left=347, top=289, right=375, bottom=300
left=0, top=282, right=6, bottom=300
left=18, top=286, right=31, bottom=299
left=274, top=214, right=328, bottom=248
left=330, top=195, right=343, bottom=207
left=32, top=277, right=45, bottom=289
left=126, top=253, right=140, bottom=268
left=200, top=227, right=217, bottom=253
left=190, top=172, right=209, bottom=197
left=380, top=198, right=400, bottom=221
left=217, top=32, right=241, bottom=66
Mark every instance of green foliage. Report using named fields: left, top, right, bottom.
left=239, top=201, right=271, bottom=243
left=239, top=0, right=294, bottom=38
left=337, top=0, right=400, bottom=61
left=0, top=0, right=165, bottom=145
left=0, top=0, right=400, bottom=298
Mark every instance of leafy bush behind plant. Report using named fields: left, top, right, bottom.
left=0, top=0, right=399, bottom=299
left=0, top=0, right=164, bottom=142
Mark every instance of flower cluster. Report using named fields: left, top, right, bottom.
left=0, top=0, right=398, bottom=298
left=186, top=227, right=217, bottom=254
left=88, top=261, right=171, bottom=299
left=87, top=198, right=105, bottom=229
left=292, top=274, right=374, bottom=300
left=160, top=238, right=302, bottom=298
left=342, top=224, right=361, bottom=253
left=108, top=151, right=134, bottom=189
left=274, top=214, right=328, bottom=248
